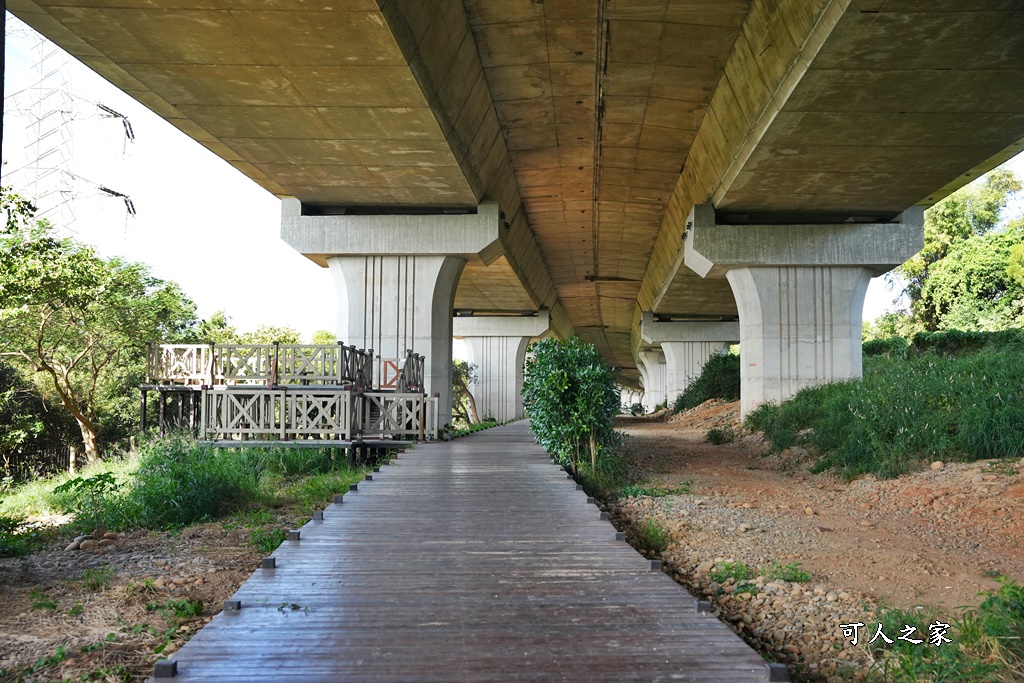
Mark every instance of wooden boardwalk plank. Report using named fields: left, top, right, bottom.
left=148, top=422, right=772, bottom=682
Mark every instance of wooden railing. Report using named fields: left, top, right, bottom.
left=198, top=387, right=438, bottom=442
left=148, top=343, right=373, bottom=389
left=149, top=342, right=437, bottom=442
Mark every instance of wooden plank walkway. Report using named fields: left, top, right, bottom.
left=149, top=421, right=774, bottom=682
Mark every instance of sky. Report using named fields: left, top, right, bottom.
left=3, top=17, right=1024, bottom=343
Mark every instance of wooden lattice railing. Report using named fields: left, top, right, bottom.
left=147, top=343, right=373, bottom=389
left=199, top=387, right=437, bottom=442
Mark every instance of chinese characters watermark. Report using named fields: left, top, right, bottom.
left=839, top=621, right=952, bottom=647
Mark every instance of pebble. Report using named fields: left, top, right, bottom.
left=804, top=507, right=814, bottom=516
left=931, top=461, right=944, bottom=470
left=79, top=540, right=99, bottom=551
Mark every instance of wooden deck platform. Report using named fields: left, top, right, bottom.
left=148, top=421, right=776, bottom=682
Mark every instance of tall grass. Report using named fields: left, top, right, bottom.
left=867, top=580, right=1024, bottom=682
left=0, top=436, right=366, bottom=533
left=747, top=332, right=1024, bottom=479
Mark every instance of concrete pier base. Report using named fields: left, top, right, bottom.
left=282, top=199, right=503, bottom=428
left=684, top=203, right=923, bottom=417
left=641, top=313, right=739, bottom=404
left=454, top=311, right=550, bottom=422
left=637, top=349, right=667, bottom=412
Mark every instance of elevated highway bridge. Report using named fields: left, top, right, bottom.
left=9, top=0, right=1024, bottom=421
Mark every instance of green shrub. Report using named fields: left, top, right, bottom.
left=522, top=337, right=621, bottom=474
left=762, top=561, right=811, bottom=583
left=863, top=336, right=909, bottom=358
left=747, top=341, right=1024, bottom=480
left=705, top=426, right=735, bottom=445
left=672, top=352, right=740, bottom=413
left=0, top=513, right=39, bottom=557
left=629, top=403, right=645, bottom=416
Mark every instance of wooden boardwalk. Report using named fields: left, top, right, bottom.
left=149, top=422, right=775, bottom=682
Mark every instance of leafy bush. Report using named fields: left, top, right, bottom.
left=629, top=403, right=645, bottom=416
left=911, top=328, right=1024, bottom=356
left=762, top=561, right=811, bottom=583
left=249, top=528, right=287, bottom=554
left=521, top=337, right=620, bottom=474
left=862, top=336, right=909, bottom=358
left=705, top=426, right=735, bottom=445
left=672, top=352, right=740, bottom=413
left=0, top=513, right=39, bottom=557
left=747, top=338, right=1024, bottom=480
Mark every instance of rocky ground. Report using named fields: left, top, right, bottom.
left=2, top=407, right=1021, bottom=682
left=607, top=401, right=1024, bottom=682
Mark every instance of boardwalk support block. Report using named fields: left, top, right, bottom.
left=648, top=560, right=662, bottom=572
left=615, top=532, right=626, bottom=541
left=586, top=497, right=596, bottom=504
left=599, top=511, right=609, bottom=520
left=288, top=530, right=300, bottom=541
left=334, top=494, right=345, bottom=504
left=350, top=484, right=359, bottom=492
left=313, top=510, right=324, bottom=520
left=261, top=557, right=276, bottom=569
left=575, top=484, right=583, bottom=490
left=365, top=474, right=373, bottom=481
left=373, top=467, right=381, bottom=472
left=766, top=663, right=789, bottom=681
left=223, top=600, right=241, bottom=612
left=696, top=600, right=713, bottom=614
left=153, top=660, right=177, bottom=678
left=566, top=474, right=574, bottom=480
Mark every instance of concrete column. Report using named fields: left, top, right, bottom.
left=637, top=349, right=667, bottom=412
left=684, top=203, right=923, bottom=417
left=640, top=313, right=739, bottom=404
left=282, top=199, right=503, bottom=428
left=454, top=311, right=550, bottom=422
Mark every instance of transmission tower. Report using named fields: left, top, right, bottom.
left=3, top=18, right=136, bottom=226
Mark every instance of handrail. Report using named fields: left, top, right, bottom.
left=148, top=342, right=374, bottom=388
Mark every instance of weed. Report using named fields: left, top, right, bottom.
left=640, top=519, right=670, bottom=554
left=705, top=426, right=735, bottom=445
left=145, top=597, right=203, bottom=623
left=28, top=645, right=67, bottom=674
left=733, top=582, right=758, bottom=597
left=0, top=513, right=38, bottom=557
left=80, top=565, right=116, bottom=592
left=762, top=561, right=811, bottom=583
left=80, top=633, right=118, bottom=653
left=619, top=481, right=693, bottom=498
left=30, top=588, right=57, bottom=610
left=709, top=561, right=756, bottom=584
left=866, top=580, right=1024, bottom=682
left=67, top=603, right=84, bottom=616
left=249, top=527, right=287, bottom=554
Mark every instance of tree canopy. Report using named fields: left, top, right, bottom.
left=0, top=188, right=198, bottom=463
left=892, top=168, right=1022, bottom=331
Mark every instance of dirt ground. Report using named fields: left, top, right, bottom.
left=2, top=406, right=1022, bottom=681
left=616, top=402, right=1024, bottom=611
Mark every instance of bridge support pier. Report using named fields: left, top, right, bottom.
left=641, top=314, right=740, bottom=405
left=684, top=203, right=923, bottom=418
left=281, top=200, right=503, bottom=429
left=637, top=349, right=667, bottom=412
left=454, top=311, right=549, bottom=423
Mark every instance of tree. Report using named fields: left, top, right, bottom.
left=895, top=169, right=1021, bottom=329
left=197, top=310, right=240, bottom=343
left=451, top=359, right=480, bottom=428
left=917, top=219, right=1024, bottom=332
left=521, top=337, right=620, bottom=473
left=310, top=329, right=336, bottom=345
left=241, top=324, right=300, bottom=345
left=0, top=188, right=198, bottom=463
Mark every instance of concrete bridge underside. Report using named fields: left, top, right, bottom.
left=9, top=0, right=1024, bottom=395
